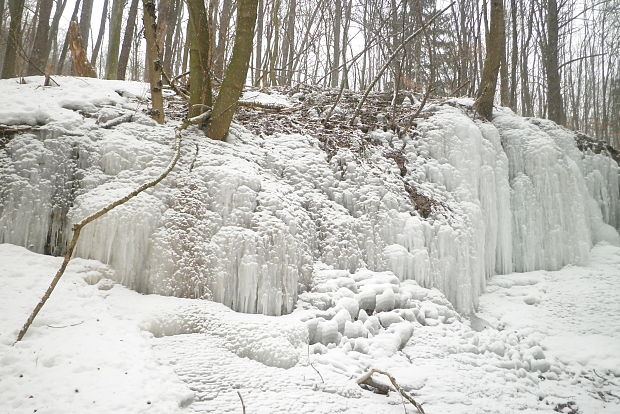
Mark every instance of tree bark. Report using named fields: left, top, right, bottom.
left=545, top=0, right=566, bottom=125
left=2, top=0, right=25, bottom=79
left=331, top=0, right=341, bottom=88
left=187, top=0, right=213, bottom=117
left=56, top=0, right=82, bottom=74
left=106, top=0, right=126, bottom=79
left=79, top=0, right=94, bottom=51
left=117, top=0, right=140, bottom=80
left=143, top=0, right=165, bottom=123
left=206, top=0, right=259, bottom=140
left=473, top=0, right=505, bottom=120
left=214, top=0, right=234, bottom=79
left=46, top=0, right=69, bottom=68
left=27, top=0, right=53, bottom=75
left=68, top=21, right=97, bottom=77
left=91, top=0, right=109, bottom=67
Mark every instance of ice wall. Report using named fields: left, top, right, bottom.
left=1, top=79, right=618, bottom=316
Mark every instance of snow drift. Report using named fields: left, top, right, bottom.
left=0, top=77, right=618, bottom=315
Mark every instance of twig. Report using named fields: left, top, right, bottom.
left=162, top=70, right=190, bottom=100
left=189, top=142, right=199, bottom=172
left=46, top=321, right=84, bottom=328
left=357, top=369, right=425, bottom=414
left=100, top=113, right=134, bottom=129
left=236, top=391, right=246, bottom=414
left=310, top=361, right=325, bottom=384
left=448, top=80, right=470, bottom=97
left=14, top=131, right=183, bottom=344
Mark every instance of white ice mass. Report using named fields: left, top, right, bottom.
left=1, top=78, right=617, bottom=316
left=1, top=77, right=619, bottom=413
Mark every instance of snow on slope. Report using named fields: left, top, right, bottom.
left=0, top=77, right=618, bottom=317
left=2, top=243, right=619, bottom=413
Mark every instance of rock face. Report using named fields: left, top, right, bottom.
left=0, top=78, right=618, bottom=315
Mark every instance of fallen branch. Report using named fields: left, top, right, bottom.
left=236, top=391, right=246, bottom=414
left=357, top=369, right=426, bottom=414
left=238, top=100, right=290, bottom=111
left=14, top=131, right=183, bottom=344
left=162, top=70, right=190, bottom=100
left=99, top=113, right=134, bottom=129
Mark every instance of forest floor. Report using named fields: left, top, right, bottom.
left=1, top=243, right=619, bottom=413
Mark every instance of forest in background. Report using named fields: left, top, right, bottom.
left=0, top=0, right=618, bottom=147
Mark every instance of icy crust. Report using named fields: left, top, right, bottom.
left=1, top=78, right=619, bottom=317
left=3, top=244, right=619, bottom=413
left=143, top=301, right=307, bottom=369
left=296, top=266, right=459, bottom=357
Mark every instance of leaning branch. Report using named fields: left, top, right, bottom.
left=357, top=369, right=426, bottom=414
left=14, top=131, right=183, bottom=344
left=349, top=2, right=455, bottom=124
left=557, top=53, right=606, bottom=71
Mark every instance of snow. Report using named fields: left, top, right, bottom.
left=0, top=76, right=619, bottom=411
left=2, top=243, right=619, bottom=413
left=1, top=77, right=619, bottom=318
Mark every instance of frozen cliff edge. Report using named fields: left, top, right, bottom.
left=0, top=77, right=618, bottom=315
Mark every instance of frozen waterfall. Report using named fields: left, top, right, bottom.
left=1, top=79, right=618, bottom=315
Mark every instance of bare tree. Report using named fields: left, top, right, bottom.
left=474, top=0, right=505, bottom=120
left=206, top=0, right=260, bottom=140
left=143, top=0, right=165, bottom=123
left=1, top=0, right=25, bottom=79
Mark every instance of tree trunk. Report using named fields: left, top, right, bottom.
left=68, top=21, right=97, bottom=77
left=117, top=0, right=140, bottom=79
left=509, top=0, right=517, bottom=110
left=143, top=0, right=165, bottom=123
left=473, top=0, right=505, bottom=120
left=91, top=0, right=109, bottom=67
left=79, top=0, right=94, bottom=51
left=206, top=0, right=259, bottom=140
left=106, top=0, right=126, bottom=79
left=187, top=0, right=213, bottom=117
left=1, top=0, right=25, bottom=79
left=253, top=0, right=264, bottom=86
left=162, top=0, right=180, bottom=74
left=545, top=0, right=565, bottom=125
left=331, top=0, right=341, bottom=88
left=45, top=0, right=68, bottom=66
left=279, top=0, right=295, bottom=85
left=0, top=0, right=6, bottom=38
left=500, top=49, right=510, bottom=106
left=27, top=0, right=53, bottom=75
left=56, top=0, right=82, bottom=74
left=214, top=0, right=234, bottom=79
left=156, top=0, right=171, bottom=53
left=268, top=0, right=280, bottom=86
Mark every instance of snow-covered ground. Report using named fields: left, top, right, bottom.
left=1, top=243, right=619, bottom=413
left=1, top=77, right=619, bottom=413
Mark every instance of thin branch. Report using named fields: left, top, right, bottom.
left=236, top=391, right=246, bottom=414
left=14, top=131, right=183, bottom=344
left=558, top=53, right=606, bottom=71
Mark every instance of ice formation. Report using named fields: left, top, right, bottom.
left=0, top=77, right=618, bottom=316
